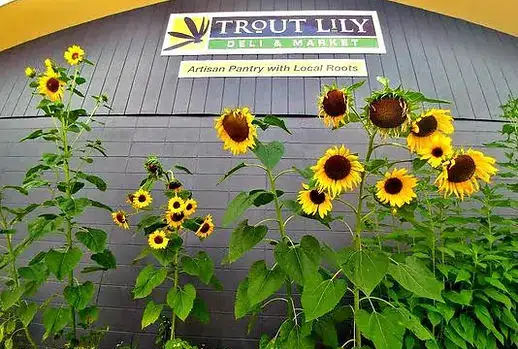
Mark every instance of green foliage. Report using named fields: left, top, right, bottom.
left=224, top=220, right=268, bottom=264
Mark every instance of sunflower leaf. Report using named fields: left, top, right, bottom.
left=218, top=162, right=247, bottom=184
left=224, top=220, right=268, bottom=264
left=253, top=140, right=284, bottom=170
left=262, top=115, right=292, bottom=134
left=173, top=164, right=193, bottom=175
left=222, top=192, right=262, bottom=227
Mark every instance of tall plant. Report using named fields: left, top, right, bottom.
left=13, top=45, right=116, bottom=348
left=112, top=156, right=221, bottom=349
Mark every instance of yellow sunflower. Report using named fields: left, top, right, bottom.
left=111, top=210, right=129, bottom=229
left=132, top=189, right=153, bottom=209
left=195, top=215, right=215, bottom=239
left=37, top=69, right=65, bottom=102
left=435, top=149, right=497, bottom=199
left=184, top=198, right=197, bottom=217
left=64, top=45, right=85, bottom=65
left=418, top=134, right=453, bottom=168
left=318, top=85, right=351, bottom=129
left=166, top=180, right=183, bottom=192
left=407, top=109, right=454, bottom=153
left=25, top=66, right=36, bottom=78
left=366, top=95, right=411, bottom=137
left=214, top=107, right=257, bottom=155
left=44, top=58, right=53, bottom=69
left=376, top=168, right=418, bottom=208
left=312, top=145, right=364, bottom=197
left=297, top=184, right=333, bottom=218
left=165, top=211, right=185, bottom=229
left=168, top=196, right=185, bottom=214
left=148, top=230, right=169, bottom=249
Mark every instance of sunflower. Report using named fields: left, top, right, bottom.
left=166, top=180, right=183, bottom=192
left=376, top=168, right=418, bottom=208
left=37, top=69, right=65, bottom=102
left=25, top=67, right=36, bottom=78
left=165, top=211, right=185, bottom=229
left=297, top=184, right=333, bottom=218
left=132, top=189, right=152, bottom=209
left=214, top=107, right=257, bottom=155
left=184, top=198, right=197, bottom=217
left=111, top=210, right=129, bottom=229
left=318, top=85, right=352, bottom=129
left=168, top=196, right=185, bottom=214
left=64, top=45, right=85, bottom=65
left=312, top=145, right=364, bottom=197
left=407, top=109, right=454, bottom=153
left=44, top=58, right=53, bottom=69
left=148, top=230, right=169, bottom=249
left=418, top=134, right=453, bottom=168
left=195, top=215, right=215, bottom=239
left=435, top=149, right=497, bottom=199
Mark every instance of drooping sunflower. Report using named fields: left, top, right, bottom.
left=64, top=45, right=85, bottom=65
left=148, top=230, right=169, bottom=249
left=214, top=107, right=257, bottom=155
left=418, top=134, right=453, bottom=168
left=312, top=145, right=364, bottom=197
left=407, top=109, right=454, bottom=153
left=111, top=210, right=129, bottom=229
left=435, top=149, right=497, bottom=199
left=376, top=168, right=418, bottom=208
left=168, top=196, right=185, bottom=214
left=184, top=198, right=197, bottom=217
left=166, top=179, right=183, bottom=192
left=165, top=211, right=185, bottom=229
left=317, top=85, right=352, bottom=129
left=132, top=189, right=153, bottom=209
left=25, top=66, right=36, bottom=78
left=37, top=69, right=65, bottom=102
left=195, top=215, right=215, bottom=239
left=297, top=184, right=333, bottom=218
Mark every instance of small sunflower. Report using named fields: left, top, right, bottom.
left=418, top=134, right=453, bottom=168
left=165, top=211, right=185, bottom=229
left=376, top=168, right=418, bottom=208
left=317, top=85, right=352, bottom=129
left=168, top=196, right=185, bottom=214
left=111, top=210, right=129, bottom=229
left=37, top=69, right=65, bottom=102
left=312, top=145, right=364, bottom=197
left=25, top=66, right=36, bottom=78
left=435, top=149, right=497, bottom=199
left=44, top=58, right=53, bottom=69
left=166, top=180, right=183, bottom=192
left=195, top=215, right=215, bottom=239
left=214, top=107, right=257, bottom=155
left=407, top=109, right=454, bottom=153
left=148, top=230, right=169, bottom=249
left=132, top=189, right=153, bottom=209
left=184, top=198, right=197, bottom=217
left=297, top=184, right=333, bottom=218
left=64, top=45, right=85, bottom=65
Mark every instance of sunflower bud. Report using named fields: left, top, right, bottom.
left=144, top=156, right=163, bottom=178
left=24, top=66, right=36, bottom=78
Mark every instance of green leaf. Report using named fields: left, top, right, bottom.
left=75, top=77, right=86, bottom=85
left=301, top=274, right=347, bottom=321
left=89, top=248, right=116, bottom=270
left=339, top=248, right=389, bottom=296
left=20, top=129, right=44, bottom=142
left=388, top=256, right=444, bottom=301
left=173, top=164, right=193, bottom=175
left=89, top=199, right=113, bottom=212
left=247, top=260, right=285, bottom=306
left=45, top=247, right=82, bottom=281
left=133, top=265, right=167, bottom=299
left=285, top=321, right=315, bottom=349
left=191, top=297, right=210, bottom=324
left=0, top=286, right=24, bottom=310
left=0, top=229, right=15, bottom=235
left=313, top=316, right=338, bottom=348
left=56, top=196, right=91, bottom=216
left=42, top=306, right=71, bottom=340
left=444, top=324, right=468, bottom=349
left=181, top=251, right=214, bottom=284
left=17, top=302, right=38, bottom=327
left=28, top=215, right=64, bottom=240
left=396, top=307, right=433, bottom=340
left=274, top=236, right=320, bottom=285
left=355, top=309, right=405, bottom=349
left=78, top=306, right=99, bottom=326
left=57, top=181, right=85, bottom=194
left=500, top=307, right=518, bottom=330
left=249, top=189, right=284, bottom=207
left=474, top=304, right=504, bottom=345
left=167, top=283, right=196, bottom=321
left=77, top=173, right=107, bottom=191
left=76, top=227, right=107, bottom=253
left=235, top=277, right=254, bottom=319
left=262, top=115, right=292, bottom=134
left=412, top=158, right=428, bottom=171
left=64, top=281, right=94, bottom=310
left=483, top=288, right=513, bottom=309
left=458, top=314, right=476, bottom=344
left=253, top=140, right=284, bottom=170
left=218, top=162, right=247, bottom=184
left=454, top=269, right=471, bottom=283
left=293, top=166, right=313, bottom=180
left=141, top=301, right=164, bottom=329
left=152, top=235, right=183, bottom=266
left=222, top=192, right=261, bottom=227
left=224, top=220, right=268, bottom=264
left=443, top=290, right=472, bottom=306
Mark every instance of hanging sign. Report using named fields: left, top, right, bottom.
left=161, top=10, right=385, bottom=55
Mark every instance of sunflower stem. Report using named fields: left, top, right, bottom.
left=170, top=247, right=180, bottom=341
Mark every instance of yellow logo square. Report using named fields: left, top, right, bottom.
left=163, top=15, right=210, bottom=52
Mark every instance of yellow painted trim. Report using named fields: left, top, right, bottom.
left=389, top=0, right=518, bottom=37
left=0, top=0, right=167, bottom=52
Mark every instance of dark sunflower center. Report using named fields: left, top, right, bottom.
left=46, top=78, right=60, bottom=93
left=154, top=236, right=163, bottom=244
left=384, top=178, right=403, bottom=195
left=186, top=203, right=193, bottom=210
left=369, top=97, right=406, bottom=129
left=447, top=155, right=476, bottom=183
left=138, top=195, right=146, bottom=203
left=200, top=223, right=210, bottom=233
left=414, top=115, right=438, bottom=137
left=172, top=212, right=185, bottom=222
left=173, top=202, right=181, bottom=209
left=222, top=113, right=249, bottom=142
left=309, top=190, right=326, bottom=205
left=324, top=155, right=351, bottom=180
left=148, top=164, right=157, bottom=172
left=72, top=52, right=79, bottom=59
left=116, top=213, right=125, bottom=223
left=128, top=194, right=135, bottom=202
left=168, top=182, right=182, bottom=190
left=432, top=147, right=444, bottom=158
left=323, top=90, right=347, bottom=117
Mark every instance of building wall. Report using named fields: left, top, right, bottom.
left=0, top=0, right=516, bottom=348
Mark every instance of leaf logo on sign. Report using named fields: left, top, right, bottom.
left=164, top=16, right=210, bottom=51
